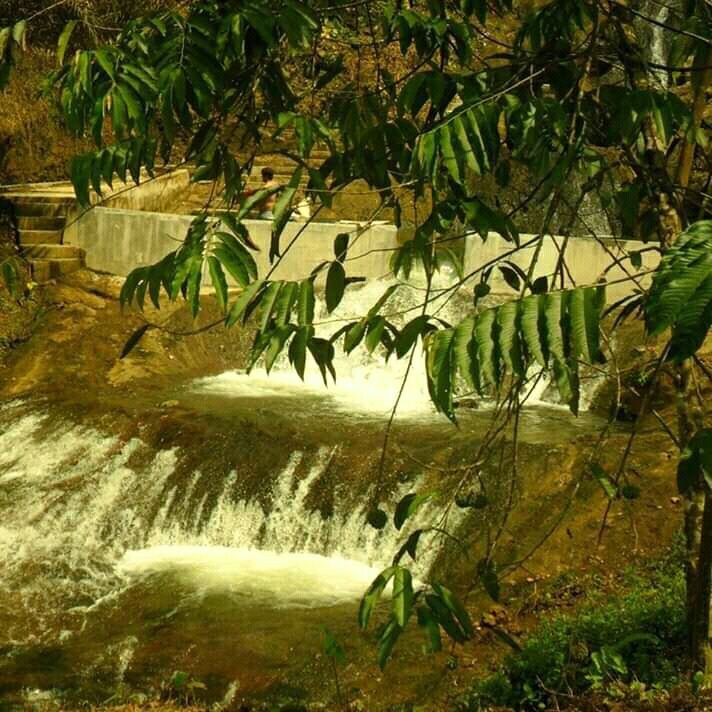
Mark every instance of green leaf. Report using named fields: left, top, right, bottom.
left=396, top=315, right=431, bottom=358
left=258, top=281, right=284, bottom=331
left=425, top=592, right=467, bottom=643
left=394, top=492, right=435, bottom=530
left=499, top=265, right=521, bottom=291
left=646, top=221, right=712, bottom=356
left=271, top=168, right=303, bottom=263
left=590, top=463, right=618, bottom=499
left=544, top=292, right=565, bottom=361
left=297, top=279, right=314, bottom=325
left=425, top=328, right=455, bottom=420
left=120, top=323, right=151, bottom=359
left=226, top=280, right=264, bottom=326
left=344, top=319, right=367, bottom=354
left=70, top=154, right=92, bottom=207
left=417, top=605, right=442, bottom=653
left=476, top=559, right=500, bottom=602
left=367, top=508, right=388, bottom=530
left=12, top=20, right=26, bottom=48
left=378, top=617, right=403, bottom=669
left=264, top=324, right=294, bottom=372
left=307, top=337, right=336, bottom=384
left=432, top=583, right=473, bottom=637
left=237, top=187, right=280, bottom=221
left=207, top=256, right=228, bottom=313
left=273, top=281, right=298, bottom=325
left=439, top=124, right=461, bottom=183
left=334, top=232, right=349, bottom=262
left=186, top=259, right=202, bottom=318
left=520, top=295, right=547, bottom=367
left=531, top=276, right=548, bottom=294
left=394, top=529, right=423, bottom=564
left=221, top=214, right=261, bottom=251
left=214, top=244, right=249, bottom=287
left=474, top=309, right=498, bottom=387
left=392, top=567, right=414, bottom=627
left=452, top=116, right=480, bottom=174
left=359, top=566, right=396, bottom=628
left=474, top=282, right=491, bottom=300
left=325, top=261, right=346, bottom=313
left=365, top=316, right=387, bottom=354
left=497, top=301, right=524, bottom=377
left=57, top=20, right=78, bottom=66
left=289, top=325, right=311, bottom=379
left=322, top=627, right=346, bottom=666
left=570, top=286, right=605, bottom=363
left=669, top=273, right=712, bottom=362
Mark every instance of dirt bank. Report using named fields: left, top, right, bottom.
left=0, top=268, right=253, bottom=404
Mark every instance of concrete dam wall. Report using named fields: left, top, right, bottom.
left=66, top=206, right=658, bottom=298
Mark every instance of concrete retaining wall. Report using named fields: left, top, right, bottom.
left=67, top=206, right=657, bottom=300
left=67, top=207, right=398, bottom=282
left=63, top=170, right=191, bottom=244
left=464, top=233, right=658, bottom=301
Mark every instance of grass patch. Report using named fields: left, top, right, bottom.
left=458, top=542, right=687, bottom=710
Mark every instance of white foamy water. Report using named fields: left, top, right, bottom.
left=119, top=546, right=381, bottom=607
left=193, top=277, right=602, bottom=415
left=0, top=406, right=441, bottom=628
left=195, top=278, right=447, bottom=417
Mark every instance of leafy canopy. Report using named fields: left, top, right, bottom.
left=1, top=0, right=711, bottom=667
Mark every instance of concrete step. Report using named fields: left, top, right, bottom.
left=17, top=215, right=66, bottom=230
left=22, top=244, right=83, bottom=260
left=10, top=201, right=71, bottom=218
left=30, top=257, right=84, bottom=283
left=2, top=192, right=75, bottom=204
left=19, top=229, right=63, bottom=245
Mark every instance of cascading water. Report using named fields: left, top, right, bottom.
left=194, top=275, right=602, bottom=415
left=0, top=273, right=607, bottom=704
left=193, top=277, right=447, bottom=418
left=0, top=405, right=440, bottom=615
left=650, top=1, right=670, bottom=85
left=0, top=395, right=457, bottom=703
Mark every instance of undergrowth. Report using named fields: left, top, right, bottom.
left=457, top=539, right=687, bottom=710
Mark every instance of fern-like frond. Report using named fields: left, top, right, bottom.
left=424, top=286, right=606, bottom=419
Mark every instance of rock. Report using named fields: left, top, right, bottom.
left=454, top=397, right=479, bottom=409
left=161, top=399, right=180, bottom=408
left=671, top=496, right=680, bottom=505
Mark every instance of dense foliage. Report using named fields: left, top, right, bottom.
left=1, top=0, right=711, bottom=678
left=460, top=549, right=687, bottom=710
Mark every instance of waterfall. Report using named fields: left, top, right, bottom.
left=0, top=403, right=446, bottom=632
left=195, top=275, right=601, bottom=415
left=649, top=1, right=670, bottom=85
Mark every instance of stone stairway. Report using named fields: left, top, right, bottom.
left=0, top=188, right=85, bottom=282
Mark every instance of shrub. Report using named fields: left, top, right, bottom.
left=458, top=546, right=686, bottom=710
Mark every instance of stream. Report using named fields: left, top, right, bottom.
left=0, top=279, right=608, bottom=708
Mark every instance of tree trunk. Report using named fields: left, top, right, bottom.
left=691, top=489, right=712, bottom=679
left=677, top=361, right=710, bottom=673
left=675, top=47, right=712, bottom=192
left=669, top=44, right=712, bottom=677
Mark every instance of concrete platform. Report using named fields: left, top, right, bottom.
left=22, top=244, right=84, bottom=260
left=19, top=229, right=64, bottom=245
